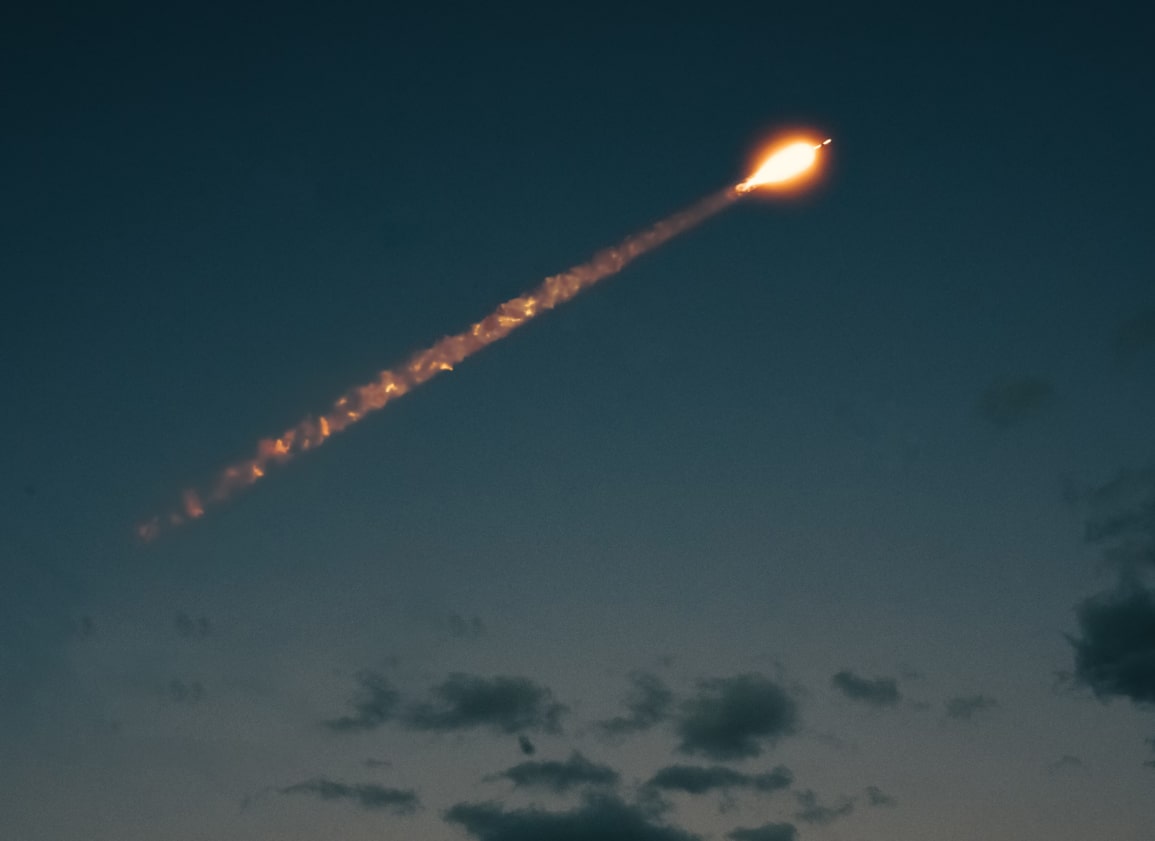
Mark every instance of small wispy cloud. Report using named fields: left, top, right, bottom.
left=489, top=751, right=619, bottom=793
left=325, top=671, right=399, bottom=732
left=727, top=823, right=797, bottom=841
left=944, top=694, right=998, bottom=720
left=404, top=673, right=566, bottom=734
left=599, top=672, right=674, bottom=736
left=278, top=777, right=419, bottom=814
left=830, top=670, right=901, bottom=707
left=646, top=764, right=792, bottom=796
left=792, top=789, right=854, bottom=825
left=446, top=792, right=698, bottom=841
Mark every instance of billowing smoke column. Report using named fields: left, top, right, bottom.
left=139, top=137, right=830, bottom=541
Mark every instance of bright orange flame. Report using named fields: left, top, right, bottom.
left=738, top=137, right=831, bottom=193
left=137, top=187, right=740, bottom=540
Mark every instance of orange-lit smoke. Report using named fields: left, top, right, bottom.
left=139, top=138, right=832, bottom=541
left=137, top=187, right=740, bottom=541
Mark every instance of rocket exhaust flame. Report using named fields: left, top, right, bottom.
left=737, top=138, right=832, bottom=193
left=138, top=137, right=830, bottom=541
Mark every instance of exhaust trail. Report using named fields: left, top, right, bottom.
left=138, top=186, right=740, bottom=540
left=138, top=135, right=832, bottom=540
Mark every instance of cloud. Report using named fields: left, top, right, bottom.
left=599, top=672, right=674, bottom=736
left=445, top=792, right=700, bottom=841
left=1068, top=583, right=1155, bottom=705
left=1146, top=737, right=1155, bottom=769
left=944, top=694, right=998, bottom=720
left=405, top=673, right=566, bottom=734
left=727, top=823, right=798, bottom=841
left=364, top=758, right=392, bottom=769
left=792, top=789, right=854, bottom=825
left=490, top=751, right=619, bottom=793
left=325, top=671, right=399, bottom=732
left=865, top=785, right=896, bottom=807
left=518, top=735, right=536, bottom=755
left=976, top=377, right=1054, bottom=428
left=646, top=764, right=792, bottom=796
left=278, top=777, right=419, bottom=814
left=1083, top=468, right=1155, bottom=570
left=830, top=670, right=901, bottom=707
left=449, top=612, right=486, bottom=639
left=1116, top=307, right=1155, bottom=358
left=675, top=674, right=798, bottom=760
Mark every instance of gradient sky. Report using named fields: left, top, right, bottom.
left=3, top=5, right=1155, bottom=841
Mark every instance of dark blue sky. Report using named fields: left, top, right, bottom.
left=3, top=5, right=1155, bottom=841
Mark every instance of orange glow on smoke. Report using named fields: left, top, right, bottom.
left=138, top=135, right=834, bottom=541
left=136, top=187, right=741, bottom=540
left=738, top=136, right=831, bottom=193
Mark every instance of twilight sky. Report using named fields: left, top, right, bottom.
left=3, top=5, right=1155, bottom=841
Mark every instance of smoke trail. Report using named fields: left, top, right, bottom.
left=139, top=186, right=740, bottom=540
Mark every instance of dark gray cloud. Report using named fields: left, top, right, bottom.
left=675, top=674, right=798, bottom=760
left=445, top=793, right=700, bottom=841
left=793, top=789, right=854, bottom=825
left=448, top=612, right=486, bottom=639
left=646, top=764, right=792, bottom=796
left=865, top=785, right=896, bottom=807
left=976, top=377, right=1054, bottom=428
left=518, top=734, right=536, bottom=755
left=1146, top=737, right=1155, bottom=769
left=600, top=672, right=674, bottom=736
left=944, top=694, right=998, bottom=720
left=491, top=751, right=619, bottom=793
left=167, top=678, right=205, bottom=704
left=830, top=670, right=901, bottom=707
left=1116, top=307, right=1155, bottom=358
left=325, top=671, right=399, bottom=732
left=364, top=758, right=392, bottom=769
left=405, top=673, right=566, bottom=734
left=1068, top=584, right=1155, bottom=705
left=727, top=822, right=798, bottom=841
left=278, top=777, right=418, bottom=814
